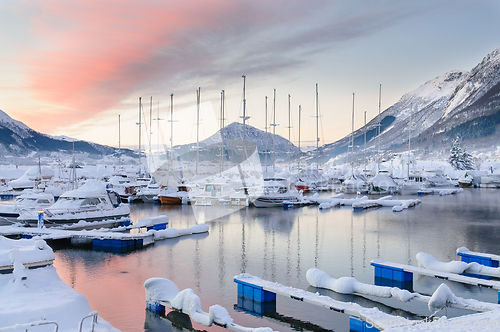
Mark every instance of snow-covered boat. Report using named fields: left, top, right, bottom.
left=368, top=170, right=399, bottom=195
left=342, top=174, right=369, bottom=194
left=18, top=179, right=130, bottom=225
left=134, top=183, right=161, bottom=203
left=481, top=173, right=500, bottom=188
left=458, top=172, right=473, bottom=188
left=251, top=178, right=301, bottom=208
left=193, top=183, right=231, bottom=206
left=422, top=168, right=452, bottom=187
left=158, top=185, right=190, bottom=205
left=0, top=191, right=55, bottom=225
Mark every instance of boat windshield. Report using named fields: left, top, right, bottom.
left=51, top=197, right=86, bottom=209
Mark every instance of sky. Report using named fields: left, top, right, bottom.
left=1, top=0, right=500, bottom=151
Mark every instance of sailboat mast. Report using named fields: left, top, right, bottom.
left=272, top=88, right=276, bottom=173
left=364, top=111, right=366, bottom=174
left=377, top=84, right=382, bottom=160
left=196, top=87, right=200, bottom=174
left=288, top=94, right=291, bottom=166
left=118, top=114, right=121, bottom=171
left=265, top=96, right=268, bottom=172
left=220, top=90, right=223, bottom=173
left=169, top=94, right=174, bottom=167
left=242, top=75, right=246, bottom=144
left=298, top=105, right=301, bottom=171
left=149, top=96, right=152, bottom=156
left=408, top=109, right=412, bottom=179
left=138, top=97, right=142, bottom=176
left=351, top=93, right=355, bottom=173
left=316, top=84, right=319, bottom=151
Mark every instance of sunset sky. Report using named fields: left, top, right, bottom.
left=1, top=0, right=499, bottom=150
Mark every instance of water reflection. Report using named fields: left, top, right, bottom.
left=50, top=189, right=500, bottom=332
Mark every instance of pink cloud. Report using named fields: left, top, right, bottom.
left=23, top=0, right=248, bottom=124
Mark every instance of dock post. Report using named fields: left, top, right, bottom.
left=37, top=210, right=44, bottom=229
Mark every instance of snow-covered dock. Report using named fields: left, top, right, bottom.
left=144, top=278, right=276, bottom=332
left=234, top=272, right=408, bottom=331
left=235, top=271, right=500, bottom=332
left=0, top=216, right=209, bottom=253
left=457, top=247, right=500, bottom=267
left=417, top=188, right=463, bottom=196
left=371, top=259, right=500, bottom=299
left=0, top=236, right=118, bottom=332
left=352, top=196, right=420, bottom=212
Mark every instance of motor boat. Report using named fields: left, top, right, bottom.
left=18, top=179, right=130, bottom=226
left=251, top=178, right=301, bottom=208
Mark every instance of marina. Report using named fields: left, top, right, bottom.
left=5, top=187, right=490, bottom=332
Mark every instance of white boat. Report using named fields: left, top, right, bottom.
left=0, top=191, right=55, bottom=225
left=342, top=174, right=369, bottom=194
left=481, top=173, right=500, bottom=188
left=422, top=168, right=452, bottom=187
left=251, top=178, right=301, bottom=208
left=368, top=169, right=399, bottom=195
left=8, top=166, right=54, bottom=191
left=458, top=172, right=473, bottom=188
left=193, top=183, right=231, bottom=206
left=18, top=179, right=130, bottom=226
left=134, top=182, right=161, bottom=203
left=158, top=185, right=190, bottom=205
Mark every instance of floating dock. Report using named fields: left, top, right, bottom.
left=0, top=216, right=208, bottom=253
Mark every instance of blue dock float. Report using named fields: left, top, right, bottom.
left=235, top=278, right=276, bottom=303
left=349, top=316, right=379, bottom=332
left=371, top=259, right=500, bottom=303
left=457, top=248, right=500, bottom=268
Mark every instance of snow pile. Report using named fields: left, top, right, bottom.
left=428, top=284, right=463, bottom=312
left=318, top=200, right=341, bottom=210
left=306, top=268, right=415, bottom=302
left=170, top=288, right=212, bottom=326
left=60, top=179, right=107, bottom=198
left=417, top=252, right=470, bottom=274
left=153, top=224, right=209, bottom=240
left=0, top=236, right=54, bottom=267
left=0, top=237, right=118, bottom=331
left=144, top=277, right=275, bottom=332
left=209, top=305, right=233, bottom=326
left=144, top=277, right=179, bottom=304
left=417, top=252, right=500, bottom=278
left=132, top=215, right=169, bottom=229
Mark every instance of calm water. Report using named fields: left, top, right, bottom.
left=52, top=189, right=500, bottom=332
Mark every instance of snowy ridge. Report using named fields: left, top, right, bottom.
left=442, top=46, right=500, bottom=119
left=0, top=109, right=31, bottom=137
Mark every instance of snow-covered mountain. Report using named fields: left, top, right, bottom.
left=174, top=122, right=300, bottom=164
left=314, top=45, right=500, bottom=162
left=0, top=109, right=131, bottom=157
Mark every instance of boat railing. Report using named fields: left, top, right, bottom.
left=0, top=320, right=59, bottom=332
left=78, top=311, right=98, bottom=332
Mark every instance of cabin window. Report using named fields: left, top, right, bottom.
left=81, top=198, right=101, bottom=206
left=37, top=199, right=51, bottom=204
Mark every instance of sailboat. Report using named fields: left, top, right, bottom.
left=156, top=94, right=190, bottom=205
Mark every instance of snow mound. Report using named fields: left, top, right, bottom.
left=428, top=284, right=463, bottom=312
left=0, top=236, right=54, bottom=267
left=416, top=252, right=469, bottom=274
left=306, top=268, right=415, bottom=302
left=144, top=278, right=179, bottom=304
